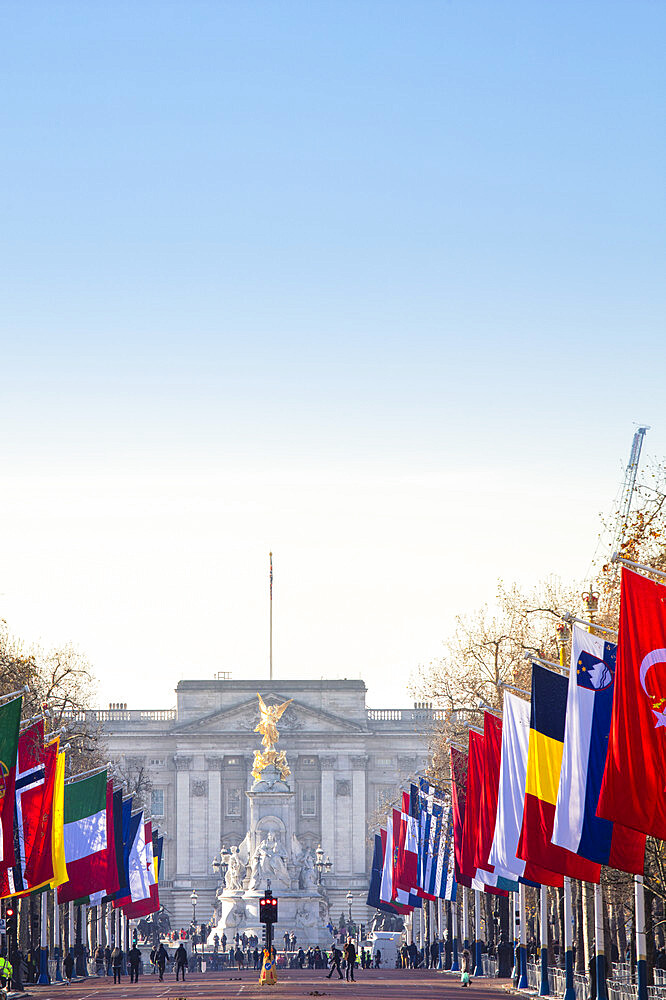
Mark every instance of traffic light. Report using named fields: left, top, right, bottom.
left=5, top=908, right=15, bottom=937
left=259, top=894, right=278, bottom=924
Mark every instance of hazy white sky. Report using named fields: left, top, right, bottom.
left=1, top=1, right=664, bottom=709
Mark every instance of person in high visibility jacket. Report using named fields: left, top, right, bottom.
left=0, top=954, right=13, bottom=988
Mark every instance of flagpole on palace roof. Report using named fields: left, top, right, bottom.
left=269, top=551, right=273, bottom=681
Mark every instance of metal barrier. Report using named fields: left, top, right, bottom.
left=482, top=956, right=498, bottom=977
left=525, top=961, right=588, bottom=999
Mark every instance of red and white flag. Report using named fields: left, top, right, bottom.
left=393, top=794, right=419, bottom=901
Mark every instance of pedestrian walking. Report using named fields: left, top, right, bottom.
left=155, top=943, right=168, bottom=981
left=95, top=945, right=105, bottom=976
left=174, top=943, right=188, bottom=981
left=326, top=944, right=343, bottom=980
left=461, top=948, right=471, bottom=987
left=343, top=939, right=356, bottom=982
left=111, top=946, right=123, bottom=984
left=128, top=944, right=141, bottom=983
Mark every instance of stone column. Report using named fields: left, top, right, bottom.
left=334, top=763, right=353, bottom=875
left=190, top=771, right=209, bottom=875
left=174, top=756, right=192, bottom=876
left=206, top=757, right=223, bottom=862
left=351, top=756, right=368, bottom=875
left=319, top=756, right=336, bottom=870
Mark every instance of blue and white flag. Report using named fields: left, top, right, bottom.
left=552, top=625, right=645, bottom=873
left=416, top=778, right=457, bottom=901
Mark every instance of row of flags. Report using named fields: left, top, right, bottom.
left=367, top=782, right=457, bottom=915
left=368, top=566, right=666, bottom=910
left=0, top=702, right=162, bottom=916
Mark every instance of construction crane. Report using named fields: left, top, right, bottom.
left=607, top=424, right=650, bottom=590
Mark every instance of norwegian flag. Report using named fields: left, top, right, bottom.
left=0, top=721, right=55, bottom=896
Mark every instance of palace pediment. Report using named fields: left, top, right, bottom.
left=171, top=692, right=367, bottom=735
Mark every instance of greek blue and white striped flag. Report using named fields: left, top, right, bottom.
left=415, top=778, right=457, bottom=901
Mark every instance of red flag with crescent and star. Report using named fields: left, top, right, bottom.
left=598, top=568, right=666, bottom=838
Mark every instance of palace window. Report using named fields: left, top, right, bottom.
left=226, top=787, right=242, bottom=817
left=149, top=758, right=165, bottom=767
left=301, top=787, right=317, bottom=817
left=376, top=757, right=393, bottom=768
left=151, top=789, right=165, bottom=817
left=301, top=756, right=317, bottom=767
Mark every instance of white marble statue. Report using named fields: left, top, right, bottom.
left=226, top=845, right=246, bottom=891
left=299, top=850, right=317, bottom=890
left=249, top=829, right=290, bottom=890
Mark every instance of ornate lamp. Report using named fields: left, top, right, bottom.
left=314, top=844, right=333, bottom=884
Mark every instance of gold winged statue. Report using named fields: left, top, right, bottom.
left=252, top=694, right=293, bottom=781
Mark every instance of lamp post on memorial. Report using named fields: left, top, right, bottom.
left=212, top=847, right=230, bottom=886
left=314, top=845, right=332, bottom=885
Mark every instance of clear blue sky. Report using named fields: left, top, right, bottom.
left=0, top=2, right=664, bottom=708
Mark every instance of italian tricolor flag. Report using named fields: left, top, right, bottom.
left=58, top=770, right=118, bottom=904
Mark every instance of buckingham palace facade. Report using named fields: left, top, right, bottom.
left=92, top=677, right=439, bottom=928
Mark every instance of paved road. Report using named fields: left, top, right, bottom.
left=24, top=969, right=514, bottom=1000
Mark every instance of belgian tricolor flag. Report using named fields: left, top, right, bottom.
left=517, top=663, right=601, bottom=882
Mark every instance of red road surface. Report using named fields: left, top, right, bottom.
left=26, top=969, right=514, bottom=1000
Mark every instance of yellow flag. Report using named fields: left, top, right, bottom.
left=50, top=750, right=68, bottom=889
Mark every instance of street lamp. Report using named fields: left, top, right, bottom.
left=314, top=844, right=332, bottom=884
left=212, top=845, right=231, bottom=886
left=346, top=891, right=353, bottom=926
left=190, top=889, right=199, bottom=955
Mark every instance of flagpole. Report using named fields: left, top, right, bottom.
left=594, top=882, right=607, bottom=1000
left=269, top=552, right=273, bottom=681
left=462, top=886, right=469, bottom=952
left=611, top=553, right=666, bottom=582
left=635, top=875, right=648, bottom=1000
left=68, top=901, right=77, bottom=979
left=0, top=686, right=29, bottom=704
left=474, top=889, right=484, bottom=977
left=55, top=903, right=63, bottom=982
left=38, top=890, right=49, bottom=983
left=64, top=763, right=111, bottom=784
left=563, top=877, right=575, bottom=1000
left=539, top=883, right=549, bottom=995
left=518, top=882, right=528, bottom=989
left=512, top=892, right=518, bottom=982
left=437, top=897, right=443, bottom=970
left=80, top=901, right=88, bottom=978
left=451, top=898, right=459, bottom=971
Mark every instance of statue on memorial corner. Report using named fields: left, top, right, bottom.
left=225, top=846, right=246, bottom=891
left=299, top=850, right=317, bottom=891
left=248, top=829, right=290, bottom=891
left=251, top=693, right=293, bottom=781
